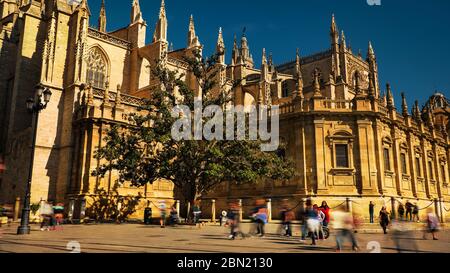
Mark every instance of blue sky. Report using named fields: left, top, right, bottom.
left=89, top=0, right=450, bottom=108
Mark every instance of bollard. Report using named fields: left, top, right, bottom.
left=346, top=197, right=353, bottom=214
left=267, top=198, right=272, bottom=223
left=238, top=199, right=243, bottom=222
left=14, top=197, right=20, bottom=222
left=211, top=199, right=216, bottom=223
left=176, top=200, right=180, bottom=221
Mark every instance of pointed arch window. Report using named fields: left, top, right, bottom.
left=86, top=47, right=108, bottom=89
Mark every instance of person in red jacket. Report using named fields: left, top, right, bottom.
left=319, top=201, right=330, bottom=227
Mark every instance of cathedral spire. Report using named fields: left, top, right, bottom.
left=330, top=14, right=340, bottom=77
left=368, top=72, right=375, bottom=98
left=401, top=92, right=409, bottom=117
left=216, top=27, right=225, bottom=64
left=313, top=68, right=322, bottom=97
left=231, top=34, right=238, bottom=65
left=414, top=100, right=422, bottom=123
left=268, top=52, right=274, bottom=71
left=295, top=49, right=304, bottom=99
left=262, top=48, right=267, bottom=65
left=131, top=0, right=143, bottom=24
left=153, top=0, right=167, bottom=42
left=367, top=41, right=376, bottom=61
left=402, top=92, right=409, bottom=117
left=330, top=14, right=339, bottom=44
left=187, top=14, right=200, bottom=48
left=239, top=27, right=254, bottom=68
left=295, top=48, right=300, bottom=73
left=261, top=48, right=269, bottom=82
left=340, top=30, right=347, bottom=52
left=386, top=83, right=395, bottom=109
left=98, top=0, right=106, bottom=32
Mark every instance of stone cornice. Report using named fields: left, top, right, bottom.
left=87, top=28, right=131, bottom=50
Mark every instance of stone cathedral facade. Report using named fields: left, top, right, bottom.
left=0, top=0, right=449, bottom=222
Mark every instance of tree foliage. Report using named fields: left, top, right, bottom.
left=93, top=51, right=294, bottom=206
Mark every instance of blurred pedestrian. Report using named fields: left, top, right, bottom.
left=405, top=200, right=413, bottom=221
left=391, top=219, right=419, bottom=253
left=53, top=203, right=65, bottom=230
left=40, top=201, right=54, bottom=231
left=313, top=204, right=325, bottom=240
left=379, top=206, right=390, bottom=234
left=303, top=200, right=319, bottom=245
left=227, top=203, right=244, bottom=240
left=319, top=201, right=330, bottom=228
left=332, top=207, right=359, bottom=252
left=280, top=201, right=295, bottom=237
left=251, top=199, right=268, bottom=237
left=169, top=204, right=178, bottom=226
left=193, top=202, right=202, bottom=228
left=412, top=203, right=420, bottom=222
left=369, top=201, right=375, bottom=224
left=423, top=208, right=439, bottom=240
left=397, top=203, right=405, bottom=220
left=159, top=200, right=167, bottom=228
left=220, top=210, right=228, bottom=227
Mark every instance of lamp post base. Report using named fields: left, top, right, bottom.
left=17, top=225, right=31, bottom=235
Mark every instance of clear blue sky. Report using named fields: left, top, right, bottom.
left=89, top=0, right=450, bottom=108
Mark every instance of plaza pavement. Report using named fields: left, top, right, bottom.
left=0, top=222, right=449, bottom=253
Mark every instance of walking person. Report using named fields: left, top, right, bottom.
left=39, top=201, right=54, bottom=231
left=412, top=203, right=420, bottom=222
left=169, top=204, right=178, bottom=226
left=252, top=199, right=268, bottom=237
left=423, top=208, right=439, bottom=240
left=159, top=200, right=167, bottom=228
left=280, top=201, right=295, bottom=237
left=313, top=204, right=325, bottom=240
left=369, top=201, right=375, bottom=224
left=303, top=201, right=320, bottom=245
left=220, top=210, right=228, bottom=227
left=379, top=206, right=390, bottom=234
left=227, top=203, right=244, bottom=240
left=405, top=200, right=413, bottom=221
left=193, top=202, right=202, bottom=228
left=319, top=201, right=330, bottom=228
left=397, top=203, right=405, bottom=221
left=299, top=199, right=312, bottom=243
left=332, top=207, right=359, bottom=252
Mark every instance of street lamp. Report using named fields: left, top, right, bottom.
left=17, top=84, right=52, bottom=235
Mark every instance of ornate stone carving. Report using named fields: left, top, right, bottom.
left=88, top=28, right=131, bottom=49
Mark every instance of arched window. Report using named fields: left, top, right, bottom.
left=86, top=47, right=108, bottom=89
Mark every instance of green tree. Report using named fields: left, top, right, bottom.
left=93, top=51, right=294, bottom=217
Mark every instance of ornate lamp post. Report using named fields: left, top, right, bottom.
left=17, top=84, right=52, bottom=235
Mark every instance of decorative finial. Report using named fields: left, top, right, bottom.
left=401, top=92, right=409, bottom=117
left=313, top=68, right=321, bottom=97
